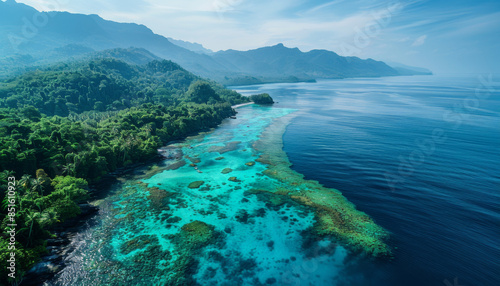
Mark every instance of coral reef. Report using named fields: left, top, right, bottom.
left=188, top=181, right=205, bottom=189
left=253, top=114, right=391, bottom=258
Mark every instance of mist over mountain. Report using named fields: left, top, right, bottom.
left=384, top=61, right=433, bottom=76
left=167, top=37, right=213, bottom=55
left=0, top=0, right=428, bottom=85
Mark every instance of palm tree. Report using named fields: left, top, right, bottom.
left=24, top=210, right=40, bottom=246
left=0, top=170, right=15, bottom=180
left=39, top=209, right=59, bottom=228
left=31, top=178, right=45, bottom=196
left=62, top=163, right=75, bottom=176
left=19, top=174, right=33, bottom=190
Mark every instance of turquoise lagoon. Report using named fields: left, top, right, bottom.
left=50, top=105, right=383, bottom=286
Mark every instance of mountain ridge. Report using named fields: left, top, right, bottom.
left=0, top=1, right=429, bottom=85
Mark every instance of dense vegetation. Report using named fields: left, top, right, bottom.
left=0, top=58, right=249, bottom=284
left=250, top=93, right=274, bottom=104
left=0, top=58, right=248, bottom=116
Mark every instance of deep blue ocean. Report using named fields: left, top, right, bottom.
left=234, top=75, right=500, bottom=286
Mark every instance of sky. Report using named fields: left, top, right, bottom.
left=14, top=0, right=500, bottom=74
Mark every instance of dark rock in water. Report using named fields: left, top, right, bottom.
left=203, top=266, right=218, bottom=279
left=215, top=157, right=225, bottom=160
left=245, top=161, right=256, bottom=166
left=44, top=254, right=62, bottom=263
left=46, top=238, right=67, bottom=246
left=241, top=198, right=250, bottom=203
left=166, top=216, right=182, bottom=224
left=266, top=277, right=277, bottom=284
left=78, top=203, right=98, bottom=217
left=235, top=209, right=250, bottom=223
left=186, top=155, right=201, bottom=164
left=290, top=256, right=297, bottom=261
left=166, top=159, right=187, bottom=170
left=255, top=208, right=267, bottom=217
left=200, top=186, right=211, bottom=192
left=221, top=168, right=233, bottom=174
left=267, top=241, right=275, bottom=251
left=228, top=177, right=241, bottom=182
left=24, top=262, right=62, bottom=285
left=188, top=181, right=205, bottom=189
left=208, top=251, right=224, bottom=263
left=120, top=235, right=158, bottom=255
left=224, top=227, right=232, bottom=234
left=237, top=258, right=257, bottom=272
left=46, top=246, right=59, bottom=252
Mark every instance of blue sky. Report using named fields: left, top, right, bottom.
left=15, top=0, right=500, bottom=73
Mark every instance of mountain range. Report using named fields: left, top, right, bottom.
left=0, top=0, right=430, bottom=85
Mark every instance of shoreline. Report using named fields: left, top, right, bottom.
left=32, top=104, right=388, bottom=285
left=231, top=102, right=255, bottom=109
left=21, top=154, right=168, bottom=285
left=24, top=109, right=244, bottom=284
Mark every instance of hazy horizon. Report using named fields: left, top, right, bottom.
left=10, top=0, right=500, bottom=74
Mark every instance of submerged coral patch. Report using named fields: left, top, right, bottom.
left=188, top=181, right=205, bottom=189
left=208, top=141, right=242, bottom=154
left=253, top=114, right=391, bottom=257
left=166, top=159, right=187, bottom=170
left=53, top=105, right=388, bottom=286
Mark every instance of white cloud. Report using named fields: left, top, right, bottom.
left=303, top=0, right=346, bottom=14
left=411, top=35, right=427, bottom=46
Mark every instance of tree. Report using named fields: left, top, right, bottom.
left=21, top=106, right=41, bottom=121
left=185, top=81, right=220, bottom=104
left=24, top=210, right=40, bottom=246
left=19, top=174, right=32, bottom=189
left=30, top=178, right=44, bottom=196
left=250, top=93, right=274, bottom=104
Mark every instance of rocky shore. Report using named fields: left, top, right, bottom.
left=21, top=154, right=167, bottom=285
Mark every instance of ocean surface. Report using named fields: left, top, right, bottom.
left=233, top=75, right=500, bottom=286
left=46, top=75, right=499, bottom=286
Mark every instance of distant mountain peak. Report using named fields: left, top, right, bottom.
left=270, top=43, right=295, bottom=49
left=0, top=1, right=429, bottom=84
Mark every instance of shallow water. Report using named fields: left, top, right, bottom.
left=49, top=105, right=364, bottom=286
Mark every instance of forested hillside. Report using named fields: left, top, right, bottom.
left=0, top=58, right=247, bottom=116
left=0, top=57, right=249, bottom=284
left=0, top=1, right=427, bottom=87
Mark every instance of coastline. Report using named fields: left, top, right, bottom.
left=34, top=104, right=389, bottom=285
left=231, top=102, right=255, bottom=109
left=253, top=111, right=392, bottom=258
